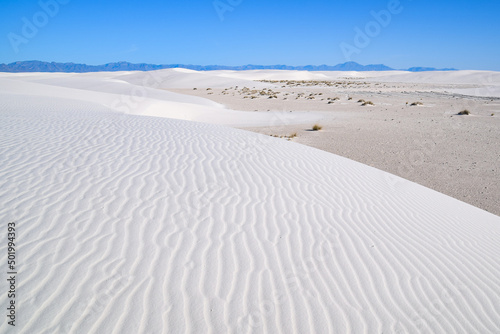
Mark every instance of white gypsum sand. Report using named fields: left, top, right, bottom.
left=167, top=69, right=500, bottom=216
left=0, top=72, right=499, bottom=333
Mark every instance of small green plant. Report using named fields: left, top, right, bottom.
left=312, top=124, right=322, bottom=131
left=457, top=109, right=470, bottom=115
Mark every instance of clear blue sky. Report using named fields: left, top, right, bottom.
left=1, top=0, right=499, bottom=70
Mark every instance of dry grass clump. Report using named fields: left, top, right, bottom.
left=361, top=101, right=374, bottom=106
left=358, top=99, right=365, bottom=103
left=457, top=109, right=470, bottom=115
left=237, top=87, right=280, bottom=98
left=312, top=124, right=322, bottom=131
left=410, top=102, right=424, bottom=106
left=269, top=133, right=297, bottom=140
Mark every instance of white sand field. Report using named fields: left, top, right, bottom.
left=1, top=70, right=499, bottom=333
left=171, top=69, right=500, bottom=216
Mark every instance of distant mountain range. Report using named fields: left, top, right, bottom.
left=0, top=60, right=457, bottom=73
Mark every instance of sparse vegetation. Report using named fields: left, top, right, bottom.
left=361, top=101, right=374, bottom=106
left=312, top=124, right=322, bottom=131
left=358, top=99, right=365, bottom=103
left=410, top=102, right=424, bottom=106
left=258, top=80, right=370, bottom=88
left=457, top=109, right=470, bottom=115
left=491, top=113, right=495, bottom=116
left=269, top=133, right=298, bottom=140
left=327, top=97, right=339, bottom=104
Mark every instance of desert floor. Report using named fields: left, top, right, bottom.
left=171, top=79, right=500, bottom=216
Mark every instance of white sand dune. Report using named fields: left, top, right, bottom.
left=1, top=72, right=500, bottom=333
left=119, top=68, right=274, bottom=89
left=359, top=70, right=500, bottom=98
left=0, top=72, right=321, bottom=127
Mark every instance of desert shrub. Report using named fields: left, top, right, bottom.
left=457, top=110, right=470, bottom=115
left=361, top=101, right=374, bottom=106
left=270, top=133, right=297, bottom=140
left=312, top=124, right=322, bottom=131
left=410, top=102, right=423, bottom=106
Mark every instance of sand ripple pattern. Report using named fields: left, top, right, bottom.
left=1, top=96, right=499, bottom=334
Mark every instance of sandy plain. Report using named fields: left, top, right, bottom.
left=171, top=74, right=500, bottom=216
